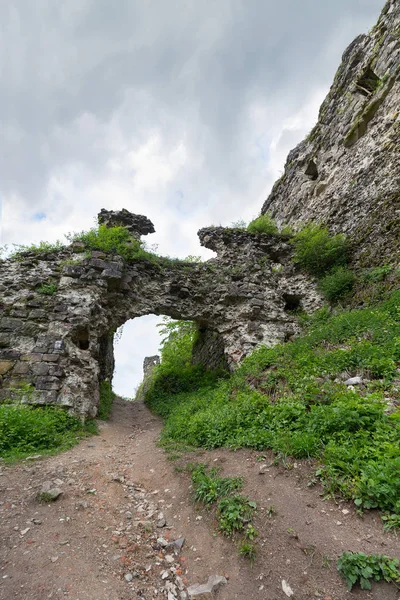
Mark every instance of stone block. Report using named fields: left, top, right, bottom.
left=21, top=353, right=42, bottom=362
left=0, top=317, right=22, bottom=331
left=13, top=361, right=31, bottom=375
left=63, top=265, right=83, bottom=278
left=43, top=354, right=60, bottom=362
left=32, top=362, right=49, bottom=376
left=0, top=350, right=21, bottom=360
left=28, top=309, right=47, bottom=320
left=89, top=258, right=108, bottom=271
left=0, top=361, right=13, bottom=376
left=0, top=333, right=10, bottom=347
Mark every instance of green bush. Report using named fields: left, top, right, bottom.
left=0, top=405, right=96, bottom=460
left=98, top=381, right=115, bottom=420
left=247, top=213, right=278, bottom=235
left=337, top=552, right=400, bottom=591
left=293, top=224, right=350, bottom=276
left=318, top=267, right=356, bottom=302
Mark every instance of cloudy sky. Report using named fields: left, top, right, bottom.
left=1, top=0, right=384, bottom=396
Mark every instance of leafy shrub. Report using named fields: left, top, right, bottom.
left=0, top=405, right=96, bottom=460
left=318, top=267, right=356, bottom=302
left=293, top=224, right=350, bottom=276
left=217, top=495, right=257, bottom=535
left=247, top=213, right=278, bottom=235
left=98, top=381, right=115, bottom=420
left=37, top=282, right=58, bottom=295
left=67, top=225, right=154, bottom=263
left=337, top=552, right=400, bottom=590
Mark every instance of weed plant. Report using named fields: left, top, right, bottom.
left=145, top=291, right=400, bottom=524
left=189, top=463, right=258, bottom=557
left=337, top=552, right=400, bottom=590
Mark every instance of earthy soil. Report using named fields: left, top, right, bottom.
left=0, top=397, right=399, bottom=600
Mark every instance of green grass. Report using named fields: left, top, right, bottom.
left=0, top=404, right=97, bottom=461
left=247, top=213, right=279, bottom=235
left=98, top=381, right=115, bottom=420
left=145, top=290, right=400, bottom=523
left=10, top=240, right=66, bottom=259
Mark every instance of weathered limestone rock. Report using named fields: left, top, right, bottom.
left=262, top=0, right=400, bottom=267
left=0, top=210, right=321, bottom=416
left=98, top=208, right=155, bottom=239
left=187, top=575, right=227, bottom=599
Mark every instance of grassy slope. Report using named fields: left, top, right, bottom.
left=145, top=290, right=400, bottom=523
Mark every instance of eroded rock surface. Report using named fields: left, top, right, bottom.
left=263, top=0, right=400, bottom=267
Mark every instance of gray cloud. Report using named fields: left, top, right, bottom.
left=1, top=0, right=384, bottom=394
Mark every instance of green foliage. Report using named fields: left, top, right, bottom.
left=189, top=463, right=258, bottom=556
left=37, top=282, right=58, bottom=295
left=318, top=267, right=356, bottom=302
left=98, top=381, right=115, bottom=420
left=247, top=213, right=279, bottom=235
left=146, top=290, right=400, bottom=521
left=191, top=464, right=243, bottom=505
left=382, top=513, right=400, bottom=533
left=293, top=224, right=350, bottom=276
left=361, top=265, right=394, bottom=283
left=144, top=319, right=222, bottom=418
left=67, top=225, right=154, bottom=263
left=238, top=541, right=257, bottom=562
left=337, top=552, right=400, bottom=591
left=10, top=240, right=66, bottom=259
left=217, top=495, right=257, bottom=535
left=0, top=404, right=96, bottom=461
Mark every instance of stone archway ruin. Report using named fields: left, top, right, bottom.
left=0, top=210, right=322, bottom=416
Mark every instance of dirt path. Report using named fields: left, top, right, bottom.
left=1, top=398, right=399, bottom=600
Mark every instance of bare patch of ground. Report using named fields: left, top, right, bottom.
left=0, top=397, right=399, bottom=600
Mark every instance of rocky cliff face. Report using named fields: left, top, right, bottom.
left=0, top=210, right=321, bottom=416
left=262, top=0, right=400, bottom=267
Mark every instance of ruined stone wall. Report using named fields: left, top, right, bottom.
left=192, top=327, right=229, bottom=372
left=262, top=0, right=400, bottom=267
left=0, top=212, right=321, bottom=416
